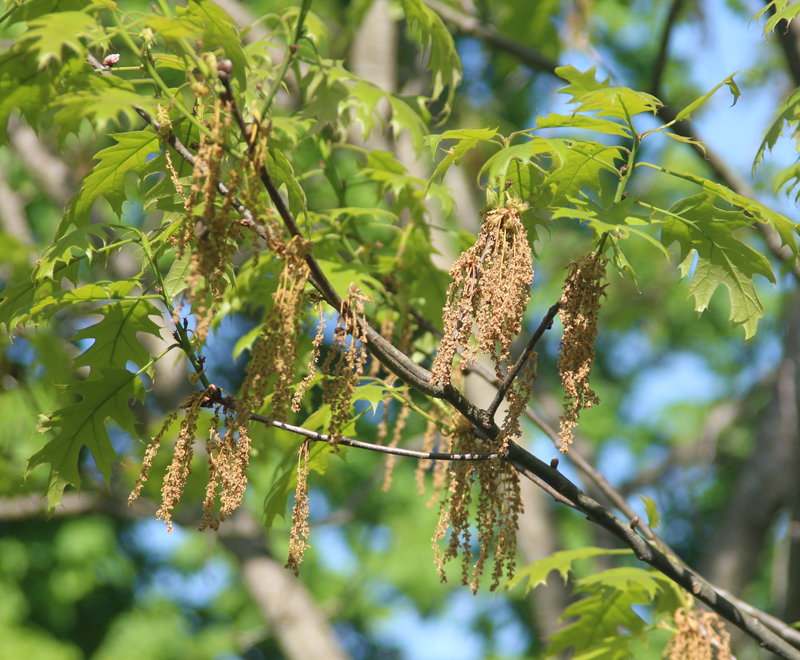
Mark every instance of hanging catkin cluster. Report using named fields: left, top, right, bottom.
left=284, top=284, right=372, bottom=576
left=557, top=251, right=608, bottom=452
left=178, top=98, right=244, bottom=342
left=431, top=198, right=534, bottom=385
left=286, top=440, right=312, bottom=576
left=322, top=283, right=371, bottom=447
left=664, top=607, right=731, bottom=660
left=432, top=414, right=523, bottom=593
left=238, top=235, right=312, bottom=424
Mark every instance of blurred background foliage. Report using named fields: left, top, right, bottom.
left=1, top=0, right=799, bottom=658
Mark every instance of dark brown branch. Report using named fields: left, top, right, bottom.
left=650, top=0, right=686, bottom=96
left=467, top=358, right=800, bottom=651
left=487, top=302, right=559, bottom=420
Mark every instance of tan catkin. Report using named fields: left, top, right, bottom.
left=322, top=284, right=371, bottom=447
left=557, top=251, right=608, bottom=452
left=153, top=389, right=210, bottom=531
left=664, top=607, right=731, bottom=660
left=286, top=440, right=312, bottom=576
left=432, top=411, right=523, bottom=592
left=431, top=199, right=533, bottom=385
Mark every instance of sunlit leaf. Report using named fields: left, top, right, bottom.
left=505, top=547, right=632, bottom=594
left=71, top=300, right=163, bottom=376
left=57, top=132, right=160, bottom=239
left=555, top=65, right=662, bottom=120
left=401, top=0, right=463, bottom=116
left=658, top=193, right=776, bottom=341
left=674, top=71, right=745, bottom=122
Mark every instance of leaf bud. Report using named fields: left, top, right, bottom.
left=103, top=53, right=121, bottom=67
left=218, top=59, right=233, bottom=75
left=550, top=456, right=559, bottom=469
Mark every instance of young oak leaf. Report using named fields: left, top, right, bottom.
left=57, top=132, right=160, bottom=239
left=548, top=567, right=673, bottom=658
left=0, top=46, right=53, bottom=146
left=18, top=10, right=102, bottom=68
left=555, top=65, right=662, bottom=120
left=505, top=546, right=632, bottom=594
left=659, top=193, right=776, bottom=341
left=542, top=139, right=625, bottom=207
left=401, top=0, right=463, bottom=117
left=27, top=368, right=147, bottom=513
left=71, top=300, right=163, bottom=377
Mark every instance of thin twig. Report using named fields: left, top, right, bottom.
left=206, top=389, right=499, bottom=461
left=487, top=302, right=559, bottom=420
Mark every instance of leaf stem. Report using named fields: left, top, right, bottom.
left=258, top=0, right=313, bottom=119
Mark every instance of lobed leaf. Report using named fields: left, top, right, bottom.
left=57, top=132, right=160, bottom=239
left=659, top=193, right=776, bottom=341
left=662, top=169, right=799, bottom=260
left=71, top=300, right=163, bottom=377
left=6, top=0, right=93, bottom=24
left=401, top=0, right=463, bottom=117
left=674, top=71, right=745, bottom=122
left=0, top=46, right=53, bottom=146
left=505, top=546, right=632, bottom=594
left=428, top=128, right=498, bottom=183
left=52, top=76, right=160, bottom=142
left=27, top=369, right=147, bottom=513
left=754, top=86, right=800, bottom=171
left=757, top=0, right=800, bottom=34
left=19, top=10, right=102, bottom=68
left=555, top=66, right=662, bottom=120
left=638, top=494, right=661, bottom=530
left=186, top=0, right=249, bottom=90
left=536, top=113, right=632, bottom=138
left=542, top=139, right=624, bottom=206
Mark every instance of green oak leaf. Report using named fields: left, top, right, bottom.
left=505, top=547, right=632, bottom=594
left=1, top=280, right=139, bottom=331
left=19, top=10, right=102, bottom=67
left=659, top=193, right=776, bottom=341
left=0, top=278, right=61, bottom=332
left=674, top=71, right=745, bottom=122
left=401, top=0, right=463, bottom=117
left=536, top=113, right=632, bottom=138
left=638, top=494, right=662, bottom=530
left=52, top=76, right=159, bottom=143
left=27, top=369, right=146, bottom=513
left=71, top=300, right=163, bottom=376
left=664, top=169, right=799, bottom=261
left=428, top=128, right=498, bottom=183
left=7, top=0, right=93, bottom=24
left=755, top=0, right=800, bottom=35
left=388, top=95, right=428, bottom=156
left=555, top=65, right=662, bottom=119
left=186, top=0, right=248, bottom=90
left=57, top=132, right=160, bottom=239
left=0, top=46, right=52, bottom=146
left=754, top=87, right=800, bottom=171
left=542, top=139, right=624, bottom=206
left=547, top=568, right=673, bottom=658
left=35, top=225, right=112, bottom=281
